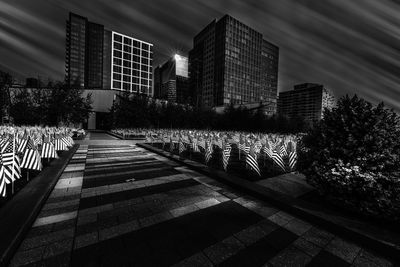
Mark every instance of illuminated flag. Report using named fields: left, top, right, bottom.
left=222, top=141, right=232, bottom=171
left=246, top=144, right=261, bottom=176
left=21, top=136, right=42, bottom=171
left=179, top=139, right=185, bottom=154
left=279, top=141, right=288, bottom=157
left=263, top=142, right=273, bottom=159
left=1, top=136, right=21, bottom=184
left=54, top=134, right=68, bottom=151
left=287, top=141, right=297, bottom=171
left=41, top=135, right=57, bottom=159
left=205, top=141, right=213, bottom=164
left=272, top=149, right=286, bottom=172
left=0, top=157, right=6, bottom=197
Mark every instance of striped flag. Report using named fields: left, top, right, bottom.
left=263, top=142, right=273, bottom=159
left=272, top=149, right=286, bottom=172
left=246, top=144, right=261, bottom=176
left=222, top=141, right=232, bottom=171
left=1, top=135, right=21, bottom=184
left=192, top=139, right=200, bottom=153
left=17, top=132, right=28, bottom=154
left=279, top=141, right=288, bottom=157
left=205, top=140, right=213, bottom=164
left=21, top=136, right=42, bottom=171
left=54, top=134, right=68, bottom=151
left=179, top=138, right=185, bottom=155
left=287, top=141, right=297, bottom=171
left=41, top=135, right=57, bottom=159
left=0, top=159, right=7, bottom=197
left=169, top=137, right=174, bottom=152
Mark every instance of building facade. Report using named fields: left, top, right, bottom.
left=277, top=83, right=336, bottom=123
left=154, top=54, right=189, bottom=104
left=189, top=15, right=279, bottom=114
left=65, top=12, right=153, bottom=94
left=65, top=12, right=153, bottom=129
left=110, top=32, right=153, bottom=95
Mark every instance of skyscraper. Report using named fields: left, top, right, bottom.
left=189, top=15, right=279, bottom=114
left=65, top=12, right=153, bottom=94
left=277, top=83, right=336, bottom=123
left=65, top=13, right=87, bottom=88
left=65, top=12, right=153, bottom=129
left=154, top=54, right=189, bottom=104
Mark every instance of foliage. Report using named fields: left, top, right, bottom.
left=299, top=95, right=400, bottom=221
left=10, top=81, right=92, bottom=126
left=0, top=70, right=13, bottom=122
left=110, top=94, right=309, bottom=133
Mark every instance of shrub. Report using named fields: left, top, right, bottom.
left=298, top=95, right=400, bottom=222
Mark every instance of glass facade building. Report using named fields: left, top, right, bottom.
left=154, top=54, right=189, bottom=104
left=110, top=32, right=153, bottom=95
left=189, top=15, right=279, bottom=114
left=65, top=12, right=153, bottom=96
left=65, top=13, right=87, bottom=88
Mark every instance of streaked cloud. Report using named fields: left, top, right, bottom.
left=0, top=0, right=399, bottom=110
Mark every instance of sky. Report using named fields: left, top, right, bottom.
left=0, top=0, right=399, bottom=111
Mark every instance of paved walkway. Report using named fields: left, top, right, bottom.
left=9, top=133, right=395, bottom=266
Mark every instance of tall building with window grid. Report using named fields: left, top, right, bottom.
left=65, top=12, right=153, bottom=94
left=65, top=12, right=153, bottom=129
left=110, top=32, right=153, bottom=95
left=189, top=15, right=279, bottom=114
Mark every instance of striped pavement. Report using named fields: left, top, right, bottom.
left=8, top=133, right=395, bottom=267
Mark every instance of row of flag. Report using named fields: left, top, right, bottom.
left=112, top=128, right=300, bottom=177
left=0, top=126, right=78, bottom=197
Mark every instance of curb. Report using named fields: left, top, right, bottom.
left=106, top=131, right=124, bottom=139
left=106, top=131, right=146, bottom=140
left=0, top=144, right=79, bottom=266
left=138, top=143, right=400, bottom=262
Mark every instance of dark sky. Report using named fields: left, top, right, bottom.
left=1, top=0, right=399, bottom=110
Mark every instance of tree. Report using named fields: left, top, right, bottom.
left=298, top=95, right=400, bottom=221
left=0, top=71, right=13, bottom=123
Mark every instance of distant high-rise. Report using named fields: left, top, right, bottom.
left=154, top=54, right=189, bottom=104
left=65, top=12, right=153, bottom=94
left=277, top=83, right=336, bottom=123
left=189, top=14, right=279, bottom=114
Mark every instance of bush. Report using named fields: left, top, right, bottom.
left=299, top=95, right=400, bottom=222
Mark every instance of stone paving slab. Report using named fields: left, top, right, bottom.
left=7, top=133, right=398, bottom=266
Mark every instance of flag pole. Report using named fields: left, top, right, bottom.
left=12, top=131, right=16, bottom=195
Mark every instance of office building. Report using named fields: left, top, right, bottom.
left=189, top=14, right=279, bottom=114
left=154, top=54, right=189, bottom=104
left=277, top=83, right=336, bottom=123
left=65, top=12, right=153, bottom=93
left=110, top=32, right=153, bottom=95
left=65, top=12, right=153, bottom=129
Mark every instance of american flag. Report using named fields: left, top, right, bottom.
left=287, top=140, right=297, bottom=171
left=272, top=149, right=286, bottom=172
left=222, top=141, right=232, bottom=171
left=54, top=134, right=68, bottom=151
left=279, top=141, right=288, bottom=157
left=1, top=136, right=21, bottom=184
left=17, top=132, right=28, bottom=153
left=205, top=140, right=213, bottom=164
left=246, top=144, right=261, bottom=176
left=21, top=136, right=42, bottom=171
left=179, top=138, right=185, bottom=155
left=41, top=135, right=57, bottom=159
left=263, top=142, right=273, bottom=159
left=192, top=139, right=200, bottom=153
left=0, top=156, right=7, bottom=197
